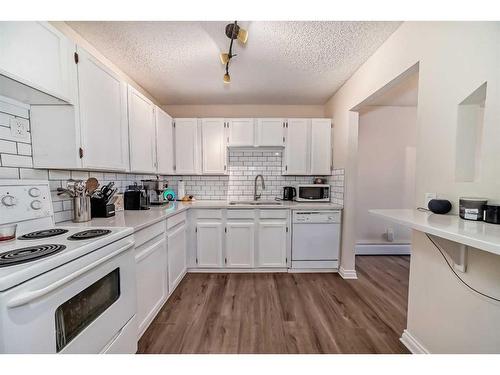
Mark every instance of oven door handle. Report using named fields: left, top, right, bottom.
left=7, top=241, right=134, bottom=309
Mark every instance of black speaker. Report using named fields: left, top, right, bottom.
left=428, top=199, right=452, bottom=214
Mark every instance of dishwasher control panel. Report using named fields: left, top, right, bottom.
left=292, top=210, right=341, bottom=223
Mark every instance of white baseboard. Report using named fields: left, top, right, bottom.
left=400, top=329, right=429, bottom=354
left=339, top=266, right=358, bottom=279
left=289, top=268, right=338, bottom=273
left=187, top=268, right=288, bottom=273
left=355, top=243, right=411, bottom=255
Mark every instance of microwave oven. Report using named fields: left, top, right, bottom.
left=296, top=184, right=330, bottom=202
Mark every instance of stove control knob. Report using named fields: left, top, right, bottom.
left=2, top=195, right=17, bottom=207
left=31, top=200, right=42, bottom=210
left=28, top=187, right=41, bottom=197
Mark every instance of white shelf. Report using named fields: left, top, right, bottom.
left=369, top=209, right=500, bottom=256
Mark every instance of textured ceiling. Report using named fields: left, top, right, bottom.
left=67, top=21, right=401, bottom=105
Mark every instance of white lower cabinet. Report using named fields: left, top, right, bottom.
left=135, top=234, right=168, bottom=338
left=225, top=221, right=255, bottom=268
left=196, top=221, right=223, bottom=267
left=193, top=209, right=289, bottom=270
left=257, top=219, right=288, bottom=268
left=167, top=222, right=187, bottom=293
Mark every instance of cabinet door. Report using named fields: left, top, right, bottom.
left=155, top=107, right=174, bottom=175
left=228, top=118, right=255, bottom=147
left=167, top=223, right=187, bottom=293
left=284, top=119, right=310, bottom=175
left=0, top=22, right=75, bottom=103
left=135, top=236, right=168, bottom=337
left=226, top=221, right=255, bottom=268
left=310, top=119, right=332, bottom=175
left=257, top=118, right=285, bottom=146
left=128, top=85, right=156, bottom=173
left=196, top=221, right=223, bottom=267
left=258, top=220, right=287, bottom=267
left=201, top=118, right=227, bottom=174
left=77, top=46, right=129, bottom=171
left=174, top=118, right=200, bottom=174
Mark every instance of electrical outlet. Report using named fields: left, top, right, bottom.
left=425, top=193, right=437, bottom=208
left=9, top=118, right=29, bottom=140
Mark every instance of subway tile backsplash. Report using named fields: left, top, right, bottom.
left=0, top=99, right=344, bottom=223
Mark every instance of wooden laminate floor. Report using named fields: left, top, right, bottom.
left=138, top=255, right=410, bottom=354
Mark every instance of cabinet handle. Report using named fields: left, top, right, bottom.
left=78, top=147, right=84, bottom=159
left=224, top=257, right=227, bottom=264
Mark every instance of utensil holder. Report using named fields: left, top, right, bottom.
left=73, top=196, right=91, bottom=223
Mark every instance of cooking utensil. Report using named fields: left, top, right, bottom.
left=57, top=187, right=76, bottom=198
left=85, top=177, right=99, bottom=196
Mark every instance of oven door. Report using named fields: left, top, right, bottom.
left=0, top=237, right=136, bottom=354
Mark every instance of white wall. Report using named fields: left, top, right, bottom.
left=163, top=104, right=325, bottom=118
left=356, top=106, right=416, bottom=245
left=324, top=22, right=500, bottom=352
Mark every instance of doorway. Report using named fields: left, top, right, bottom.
left=353, top=67, right=419, bottom=255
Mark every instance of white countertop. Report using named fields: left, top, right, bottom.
left=370, top=209, right=500, bottom=256
left=63, top=200, right=342, bottom=232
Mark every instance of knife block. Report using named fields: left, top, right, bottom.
left=90, top=197, right=116, bottom=218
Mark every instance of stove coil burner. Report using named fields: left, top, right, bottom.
left=18, top=228, right=69, bottom=240
left=68, top=229, right=111, bottom=241
left=0, top=244, right=66, bottom=267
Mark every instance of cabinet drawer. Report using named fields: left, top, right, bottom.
left=167, top=211, right=187, bottom=230
left=195, top=209, right=223, bottom=219
left=259, top=210, right=289, bottom=219
left=134, top=220, right=166, bottom=248
left=227, top=209, right=255, bottom=219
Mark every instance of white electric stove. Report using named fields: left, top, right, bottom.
left=0, top=180, right=137, bottom=354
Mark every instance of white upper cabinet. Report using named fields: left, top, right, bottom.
left=174, top=118, right=201, bottom=174
left=31, top=45, right=128, bottom=171
left=0, top=22, right=75, bottom=104
left=155, top=107, right=174, bottom=175
left=227, top=118, right=255, bottom=147
left=201, top=118, right=227, bottom=174
left=257, top=118, right=285, bottom=146
left=310, top=119, right=332, bottom=175
left=284, top=118, right=332, bottom=175
left=77, top=47, right=129, bottom=171
left=284, top=119, right=310, bottom=175
left=128, top=85, right=156, bottom=173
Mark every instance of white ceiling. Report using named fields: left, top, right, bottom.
left=67, top=21, right=401, bottom=105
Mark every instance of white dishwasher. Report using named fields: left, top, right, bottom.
left=291, top=210, right=341, bottom=269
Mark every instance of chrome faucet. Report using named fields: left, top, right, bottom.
left=254, top=174, right=265, bottom=200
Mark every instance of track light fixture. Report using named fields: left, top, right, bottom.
left=220, top=21, right=248, bottom=84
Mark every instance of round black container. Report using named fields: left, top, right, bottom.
left=428, top=199, right=452, bottom=214
left=484, top=204, right=500, bottom=224
left=459, top=197, right=487, bottom=221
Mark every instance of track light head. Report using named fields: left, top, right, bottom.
left=220, top=53, right=230, bottom=65
left=223, top=73, right=231, bottom=84
left=225, top=22, right=248, bottom=44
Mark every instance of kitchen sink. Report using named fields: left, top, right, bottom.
left=229, top=200, right=283, bottom=206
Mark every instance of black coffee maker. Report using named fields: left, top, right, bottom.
left=283, top=186, right=296, bottom=201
